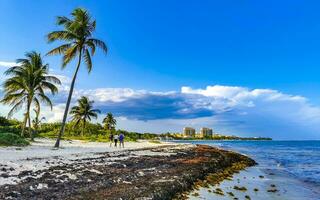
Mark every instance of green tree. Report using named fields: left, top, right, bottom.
left=0, top=116, right=10, bottom=126
left=103, top=112, right=116, bottom=131
left=69, top=96, right=100, bottom=136
left=1, top=51, right=60, bottom=139
left=47, top=8, right=107, bottom=148
left=32, top=108, right=46, bottom=136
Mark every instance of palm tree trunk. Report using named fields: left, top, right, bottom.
left=82, top=120, right=85, bottom=137
left=26, top=99, right=33, bottom=141
left=28, top=113, right=33, bottom=141
left=21, top=113, right=28, bottom=137
left=54, top=50, right=82, bottom=148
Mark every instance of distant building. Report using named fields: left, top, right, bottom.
left=183, top=127, right=195, bottom=137
left=196, top=132, right=203, bottom=138
left=200, top=127, right=213, bottom=138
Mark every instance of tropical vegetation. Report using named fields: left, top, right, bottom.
left=0, top=132, right=29, bottom=146
left=70, top=96, right=100, bottom=136
left=103, top=112, right=116, bottom=131
left=0, top=114, right=158, bottom=144
left=0, top=51, right=60, bottom=140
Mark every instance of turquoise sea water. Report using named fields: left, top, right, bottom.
left=173, top=140, right=320, bottom=193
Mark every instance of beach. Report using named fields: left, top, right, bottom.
left=0, top=139, right=255, bottom=200
left=0, top=139, right=177, bottom=186
left=2, top=139, right=319, bottom=200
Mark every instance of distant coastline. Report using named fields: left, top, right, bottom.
left=159, top=133, right=272, bottom=141
left=160, top=127, right=272, bottom=141
left=170, top=137, right=272, bottom=141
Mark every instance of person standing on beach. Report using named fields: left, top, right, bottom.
left=109, top=133, right=114, bottom=147
left=114, top=134, right=119, bottom=147
left=119, top=133, right=125, bottom=148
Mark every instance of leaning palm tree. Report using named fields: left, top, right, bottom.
left=103, top=112, right=117, bottom=131
left=47, top=8, right=107, bottom=147
left=1, top=51, right=60, bottom=139
left=69, top=96, right=100, bottom=136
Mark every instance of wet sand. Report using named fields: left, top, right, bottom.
left=188, top=166, right=319, bottom=200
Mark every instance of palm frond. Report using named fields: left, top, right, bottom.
left=83, top=49, right=92, bottom=72
left=1, top=92, right=25, bottom=104
left=37, top=93, right=53, bottom=109
left=33, top=97, right=41, bottom=113
left=39, top=81, right=59, bottom=94
left=47, top=31, right=78, bottom=43
left=44, top=75, right=61, bottom=85
left=46, top=43, right=72, bottom=56
left=91, top=109, right=101, bottom=114
left=56, top=16, right=72, bottom=27
left=7, top=99, right=25, bottom=118
left=87, top=38, right=108, bottom=54
left=62, top=45, right=78, bottom=68
left=85, top=40, right=96, bottom=55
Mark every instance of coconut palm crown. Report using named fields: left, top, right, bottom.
left=103, top=112, right=117, bottom=131
left=70, top=96, right=100, bottom=136
left=1, top=51, right=60, bottom=138
left=47, top=8, right=107, bottom=147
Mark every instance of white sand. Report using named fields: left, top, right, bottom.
left=0, top=138, right=177, bottom=186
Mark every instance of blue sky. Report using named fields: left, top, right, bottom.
left=1, top=0, right=320, bottom=139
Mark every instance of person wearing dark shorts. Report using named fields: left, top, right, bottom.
left=119, top=133, right=125, bottom=148
left=109, top=133, right=114, bottom=147
left=114, top=134, right=119, bottom=147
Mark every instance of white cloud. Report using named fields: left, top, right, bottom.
left=0, top=61, right=17, bottom=68
left=75, top=88, right=147, bottom=102
left=42, top=103, right=66, bottom=123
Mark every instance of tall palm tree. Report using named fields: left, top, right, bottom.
left=1, top=51, right=60, bottom=139
left=103, top=112, right=116, bottom=131
left=46, top=8, right=107, bottom=147
left=69, top=96, right=100, bottom=136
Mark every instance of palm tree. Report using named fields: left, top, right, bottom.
left=46, top=8, right=107, bottom=147
left=1, top=51, right=60, bottom=139
left=69, top=96, right=100, bottom=136
left=32, top=108, right=46, bottom=136
left=103, top=112, right=116, bottom=131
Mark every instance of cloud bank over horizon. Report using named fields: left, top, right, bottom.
left=0, top=81, right=319, bottom=139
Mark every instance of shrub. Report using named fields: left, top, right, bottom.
left=38, top=130, right=58, bottom=138
left=0, top=132, right=29, bottom=146
left=0, top=126, right=21, bottom=135
left=0, top=116, right=10, bottom=126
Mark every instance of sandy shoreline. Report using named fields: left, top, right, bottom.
left=188, top=166, right=319, bottom=200
left=185, top=150, right=320, bottom=200
left=0, top=139, right=255, bottom=200
left=0, top=138, right=176, bottom=186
